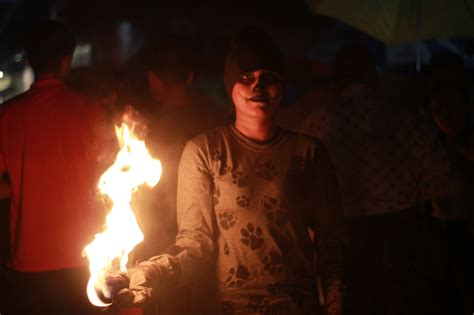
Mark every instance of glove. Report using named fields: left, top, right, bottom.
left=94, top=271, right=129, bottom=303
left=114, top=255, right=180, bottom=306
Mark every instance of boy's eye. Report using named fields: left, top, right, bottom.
left=238, top=74, right=255, bottom=85
left=260, top=73, right=280, bottom=85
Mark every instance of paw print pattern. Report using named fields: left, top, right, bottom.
left=218, top=211, right=236, bottom=230
left=240, top=223, right=264, bottom=250
left=219, top=164, right=232, bottom=176
left=224, top=265, right=250, bottom=288
left=223, top=242, right=230, bottom=255
left=255, top=162, right=279, bottom=181
left=236, top=195, right=250, bottom=208
left=261, top=250, right=284, bottom=274
left=232, top=170, right=249, bottom=187
left=211, top=150, right=232, bottom=176
left=261, top=196, right=278, bottom=211
left=212, top=150, right=222, bottom=161
left=261, top=196, right=289, bottom=226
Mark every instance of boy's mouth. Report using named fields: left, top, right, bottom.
left=248, top=95, right=269, bottom=103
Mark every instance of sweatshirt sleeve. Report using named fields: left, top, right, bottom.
left=170, top=139, right=217, bottom=285
left=310, top=141, right=345, bottom=315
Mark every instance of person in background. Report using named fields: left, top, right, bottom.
left=66, top=66, right=121, bottom=120
left=117, top=36, right=229, bottom=314
left=428, top=54, right=474, bottom=315
left=280, top=43, right=454, bottom=315
left=0, top=20, right=112, bottom=315
left=133, top=37, right=228, bottom=259
left=430, top=54, right=474, bottom=161
left=105, top=26, right=345, bottom=315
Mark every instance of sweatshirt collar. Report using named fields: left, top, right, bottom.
left=229, top=124, right=287, bottom=151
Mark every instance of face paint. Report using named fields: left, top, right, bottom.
left=231, top=70, right=283, bottom=120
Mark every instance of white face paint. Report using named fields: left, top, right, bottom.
left=231, top=70, right=283, bottom=120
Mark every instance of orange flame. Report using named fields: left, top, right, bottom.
left=83, top=121, right=162, bottom=307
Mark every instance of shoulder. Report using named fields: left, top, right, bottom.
left=181, top=125, right=232, bottom=163
left=0, top=91, right=33, bottom=119
left=281, top=128, right=331, bottom=163
left=282, top=127, right=325, bottom=148
left=62, top=85, right=99, bottom=107
left=62, top=85, right=109, bottom=119
left=188, top=125, right=231, bottom=148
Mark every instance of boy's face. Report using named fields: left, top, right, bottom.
left=231, top=70, right=283, bottom=120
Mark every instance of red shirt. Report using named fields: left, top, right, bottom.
left=0, top=78, right=110, bottom=272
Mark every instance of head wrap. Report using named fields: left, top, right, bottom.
left=224, top=26, right=284, bottom=96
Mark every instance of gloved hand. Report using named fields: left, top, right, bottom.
left=94, top=271, right=129, bottom=303
left=114, top=255, right=180, bottom=306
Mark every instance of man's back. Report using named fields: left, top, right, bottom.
left=0, top=78, right=109, bottom=272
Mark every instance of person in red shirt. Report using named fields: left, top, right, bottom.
left=0, top=20, right=112, bottom=315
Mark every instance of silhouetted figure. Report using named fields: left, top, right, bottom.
left=125, top=37, right=228, bottom=259
left=0, top=20, right=112, bottom=315
left=429, top=54, right=474, bottom=315
left=119, top=36, right=229, bottom=315
left=67, top=66, right=120, bottom=117
left=282, top=43, right=454, bottom=315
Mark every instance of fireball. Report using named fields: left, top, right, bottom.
left=83, top=121, right=162, bottom=307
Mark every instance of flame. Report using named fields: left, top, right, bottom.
left=83, top=122, right=162, bottom=307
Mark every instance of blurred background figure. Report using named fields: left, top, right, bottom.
left=279, top=42, right=455, bottom=315
left=66, top=66, right=121, bottom=121
left=429, top=54, right=474, bottom=161
left=128, top=35, right=228, bottom=259
left=428, top=53, right=474, bottom=315
left=119, top=35, right=228, bottom=314
left=0, top=20, right=112, bottom=315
